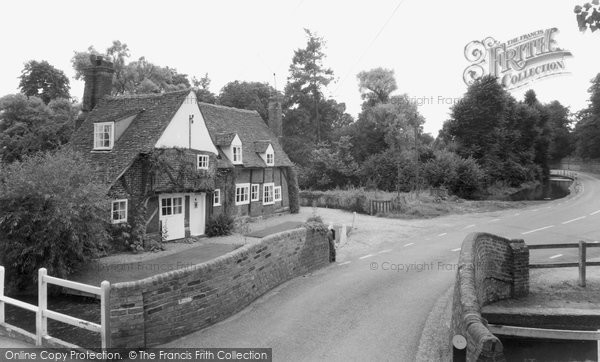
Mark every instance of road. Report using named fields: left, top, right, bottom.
left=164, top=172, right=600, bottom=361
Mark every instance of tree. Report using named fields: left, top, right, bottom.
left=284, top=29, right=335, bottom=145
left=300, top=136, right=359, bottom=190
left=218, top=81, right=276, bottom=121
left=0, top=94, right=78, bottom=163
left=442, top=76, right=549, bottom=186
left=71, top=41, right=190, bottom=95
left=545, top=101, right=573, bottom=162
left=192, top=73, right=217, bottom=104
left=0, top=148, right=109, bottom=291
left=574, top=73, right=600, bottom=158
left=19, top=60, right=70, bottom=104
left=356, top=67, right=398, bottom=107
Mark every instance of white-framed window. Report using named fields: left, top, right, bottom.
left=251, top=184, right=260, bottom=201
left=232, top=146, right=242, bottom=163
left=161, top=196, right=183, bottom=216
left=266, top=150, right=274, bottom=166
left=274, top=186, right=282, bottom=202
left=93, top=122, right=114, bottom=150
left=111, top=199, right=128, bottom=224
left=197, top=154, right=209, bottom=170
left=213, top=189, right=221, bottom=206
left=235, top=183, right=250, bottom=205
left=263, top=183, right=274, bottom=205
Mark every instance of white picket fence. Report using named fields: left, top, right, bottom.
left=0, top=266, right=111, bottom=349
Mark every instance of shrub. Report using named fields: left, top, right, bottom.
left=0, top=148, right=110, bottom=292
left=206, top=213, right=234, bottom=237
left=424, top=150, right=485, bottom=198
left=288, top=166, right=300, bottom=213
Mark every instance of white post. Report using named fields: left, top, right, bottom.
left=352, top=212, right=357, bottom=230
left=597, top=330, right=599, bottom=361
left=100, top=281, right=111, bottom=349
left=36, top=268, right=47, bottom=346
left=341, top=224, right=347, bottom=245
left=0, top=266, right=4, bottom=325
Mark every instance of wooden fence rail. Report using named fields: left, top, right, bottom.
left=529, top=241, right=600, bottom=287
left=0, top=266, right=110, bottom=349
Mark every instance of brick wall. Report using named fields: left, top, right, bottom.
left=450, top=233, right=529, bottom=362
left=108, top=227, right=330, bottom=348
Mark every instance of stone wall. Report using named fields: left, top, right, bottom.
left=108, top=227, right=330, bottom=348
left=450, top=233, right=529, bottom=362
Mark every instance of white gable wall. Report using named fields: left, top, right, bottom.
left=258, top=143, right=274, bottom=165
left=222, top=134, right=242, bottom=163
left=155, top=91, right=218, bottom=154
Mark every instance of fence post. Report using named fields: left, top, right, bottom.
left=0, top=266, right=4, bottom=325
left=100, top=280, right=111, bottom=349
left=37, top=268, right=47, bottom=346
left=578, top=241, right=586, bottom=287
left=452, top=334, right=467, bottom=362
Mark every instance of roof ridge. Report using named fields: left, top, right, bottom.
left=198, top=102, right=260, bottom=114
left=105, top=89, right=191, bottom=100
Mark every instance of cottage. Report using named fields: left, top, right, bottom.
left=70, top=56, right=297, bottom=242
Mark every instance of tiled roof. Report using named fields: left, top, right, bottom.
left=199, top=103, right=293, bottom=168
left=214, top=132, right=237, bottom=146
left=69, top=90, right=293, bottom=187
left=253, top=140, right=271, bottom=153
left=69, top=90, right=191, bottom=186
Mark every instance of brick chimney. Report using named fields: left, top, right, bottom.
left=267, top=92, right=283, bottom=142
left=75, top=55, right=114, bottom=130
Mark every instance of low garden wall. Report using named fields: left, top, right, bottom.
left=450, top=233, right=529, bottom=361
left=108, top=227, right=330, bottom=348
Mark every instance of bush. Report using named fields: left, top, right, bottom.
left=423, top=150, right=485, bottom=198
left=288, top=166, right=300, bottom=213
left=0, top=149, right=110, bottom=292
left=206, top=213, right=234, bottom=237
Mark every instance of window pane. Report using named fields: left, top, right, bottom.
left=173, top=197, right=183, bottom=214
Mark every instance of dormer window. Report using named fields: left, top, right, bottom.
left=266, top=149, right=274, bottom=166
left=197, top=155, right=209, bottom=170
left=232, top=145, right=242, bottom=163
left=93, top=122, right=114, bottom=150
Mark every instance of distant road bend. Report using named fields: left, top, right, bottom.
left=164, top=172, right=600, bottom=361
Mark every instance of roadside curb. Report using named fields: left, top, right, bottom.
left=415, top=286, right=453, bottom=362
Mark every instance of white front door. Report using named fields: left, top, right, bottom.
left=159, top=194, right=185, bottom=241
left=189, top=193, right=206, bottom=236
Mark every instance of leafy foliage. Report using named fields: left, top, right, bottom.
left=283, top=29, right=353, bottom=164
left=356, top=67, right=398, bottom=107
left=0, top=94, right=78, bottom=163
left=0, top=149, right=110, bottom=291
left=299, top=136, right=359, bottom=190
left=574, top=73, right=600, bottom=159
left=71, top=40, right=191, bottom=96
left=441, top=76, right=551, bottom=187
left=574, top=1, right=600, bottom=32
left=423, top=150, right=485, bottom=198
left=287, top=166, right=300, bottom=214
left=218, top=81, right=275, bottom=122
left=19, top=60, right=70, bottom=104
left=205, top=213, right=235, bottom=237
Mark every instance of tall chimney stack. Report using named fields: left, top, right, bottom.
left=75, top=55, right=114, bottom=130
left=267, top=92, right=283, bottom=143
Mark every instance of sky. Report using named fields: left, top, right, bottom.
left=1, top=0, right=598, bottom=136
